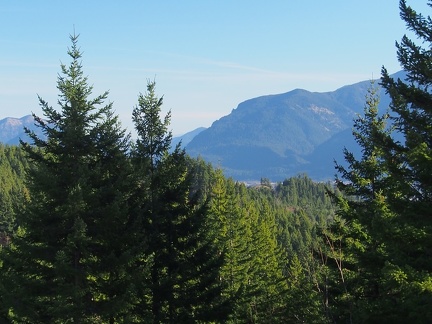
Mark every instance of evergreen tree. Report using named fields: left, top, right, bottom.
left=321, top=81, right=394, bottom=322
left=230, top=185, right=289, bottom=323
left=1, top=34, right=135, bottom=323
left=207, top=172, right=251, bottom=322
left=376, top=0, right=432, bottom=320
left=248, top=198, right=288, bottom=322
left=0, top=144, right=30, bottom=246
left=325, top=0, right=432, bottom=320
left=187, top=156, right=214, bottom=204
left=131, top=80, right=228, bottom=323
left=284, top=254, right=325, bottom=323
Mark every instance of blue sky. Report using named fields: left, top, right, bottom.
left=1, top=1, right=429, bottom=135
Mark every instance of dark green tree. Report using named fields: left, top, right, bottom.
left=324, top=0, right=432, bottom=320
left=376, top=0, right=432, bottom=320
left=320, top=81, right=394, bottom=322
left=207, top=172, right=252, bottom=323
left=226, top=184, right=290, bottom=323
left=0, top=144, right=30, bottom=246
left=131, top=80, right=228, bottom=323
left=1, top=34, right=135, bottom=323
left=248, top=198, right=288, bottom=322
left=284, top=253, right=325, bottom=323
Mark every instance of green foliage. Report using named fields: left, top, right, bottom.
left=272, top=175, right=336, bottom=265
left=132, top=80, right=172, bottom=169
left=375, top=1, right=432, bottom=317
left=131, top=80, right=228, bottom=323
left=205, top=172, right=334, bottom=323
left=317, top=81, right=398, bottom=322
left=284, top=254, right=326, bottom=323
left=0, top=144, right=29, bottom=245
left=320, top=1, right=432, bottom=322
left=1, top=34, right=135, bottom=323
left=0, top=141, right=339, bottom=322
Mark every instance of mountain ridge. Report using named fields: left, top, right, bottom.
left=1, top=71, right=405, bottom=181
left=185, top=71, right=405, bottom=181
left=0, top=115, right=41, bottom=145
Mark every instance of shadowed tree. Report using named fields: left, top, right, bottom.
left=323, top=1, right=432, bottom=321
left=0, top=34, right=135, bottom=323
left=131, top=80, right=229, bottom=323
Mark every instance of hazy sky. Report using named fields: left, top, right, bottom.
left=1, top=1, right=429, bottom=135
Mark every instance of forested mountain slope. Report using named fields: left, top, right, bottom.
left=185, top=71, right=402, bottom=181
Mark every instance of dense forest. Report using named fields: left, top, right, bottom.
left=1, top=0, right=432, bottom=322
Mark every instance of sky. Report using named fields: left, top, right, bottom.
left=1, top=1, right=429, bottom=135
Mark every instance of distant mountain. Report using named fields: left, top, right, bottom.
left=1, top=72, right=405, bottom=182
left=185, top=71, right=405, bottom=181
left=0, top=115, right=41, bottom=145
left=171, top=127, right=206, bottom=150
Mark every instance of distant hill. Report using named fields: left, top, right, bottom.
left=1, top=72, right=405, bottom=182
left=1, top=115, right=206, bottom=150
left=171, top=127, right=206, bottom=150
left=0, top=115, right=41, bottom=145
left=185, top=71, right=404, bottom=181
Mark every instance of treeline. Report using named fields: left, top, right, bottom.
left=0, top=138, right=336, bottom=322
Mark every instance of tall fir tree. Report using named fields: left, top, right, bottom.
left=322, top=81, right=396, bottom=322
left=221, top=184, right=290, bottom=323
left=207, top=172, right=252, bottom=323
left=0, top=34, right=135, bottom=323
left=131, top=80, right=228, bottom=323
left=325, top=1, right=432, bottom=321
left=247, top=197, right=288, bottom=323
left=377, top=0, right=432, bottom=320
